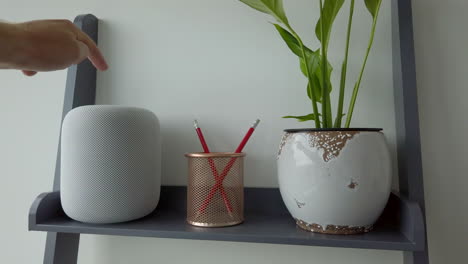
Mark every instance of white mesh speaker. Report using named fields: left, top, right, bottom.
left=60, top=105, right=161, bottom=224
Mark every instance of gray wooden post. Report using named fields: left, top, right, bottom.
left=43, top=14, right=98, bottom=264
left=391, top=1, right=429, bottom=264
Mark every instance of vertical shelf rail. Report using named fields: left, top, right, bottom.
left=391, top=1, right=429, bottom=264
left=44, top=14, right=98, bottom=264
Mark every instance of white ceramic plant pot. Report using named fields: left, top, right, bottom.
left=277, top=128, right=391, bottom=234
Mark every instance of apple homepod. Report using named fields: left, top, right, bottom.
left=60, top=105, right=161, bottom=224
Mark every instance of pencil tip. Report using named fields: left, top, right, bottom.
left=252, top=119, right=260, bottom=128
left=193, top=119, right=199, bottom=129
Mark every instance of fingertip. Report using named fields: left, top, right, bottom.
left=97, top=59, right=109, bottom=71
left=22, top=70, right=37, bottom=76
left=89, top=53, right=109, bottom=71
left=74, top=29, right=109, bottom=71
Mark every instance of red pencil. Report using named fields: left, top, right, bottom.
left=193, top=120, right=233, bottom=213
left=199, top=119, right=260, bottom=213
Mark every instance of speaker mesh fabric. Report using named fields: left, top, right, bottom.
left=61, top=105, right=161, bottom=224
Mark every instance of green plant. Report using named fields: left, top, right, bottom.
left=239, top=0, right=382, bottom=128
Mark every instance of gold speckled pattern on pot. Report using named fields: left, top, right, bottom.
left=277, top=132, right=293, bottom=160
left=295, top=218, right=373, bottom=235
left=307, top=131, right=360, bottom=162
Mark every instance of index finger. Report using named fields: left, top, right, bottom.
left=72, top=25, right=108, bottom=71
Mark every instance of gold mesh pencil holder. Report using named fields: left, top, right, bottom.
left=185, top=152, right=245, bottom=227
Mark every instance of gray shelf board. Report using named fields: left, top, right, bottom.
left=29, top=186, right=425, bottom=251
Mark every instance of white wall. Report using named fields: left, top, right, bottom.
left=1, top=0, right=463, bottom=263
left=413, top=0, right=468, bottom=263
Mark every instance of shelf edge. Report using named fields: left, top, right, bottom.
left=29, top=186, right=425, bottom=251
left=398, top=194, right=426, bottom=251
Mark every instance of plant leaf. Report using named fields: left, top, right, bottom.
left=300, top=55, right=322, bottom=102
left=282, top=114, right=319, bottom=122
left=240, top=0, right=290, bottom=27
left=299, top=57, right=307, bottom=76
left=273, top=24, right=302, bottom=57
left=273, top=24, right=314, bottom=58
left=300, top=50, right=333, bottom=103
left=301, top=64, right=321, bottom=102
left=306, top=82, right=312, bottom=99
left=364, top=0, right=381, bottom=18
left=315, top=0, right=345, bottom=49
left=311, top=74, right=323, bottom=103
left=306, top=78, right=322, bottom=102
left=314, top=60, right=333, bottom=93
left=300, top=49, right=321, bottom=77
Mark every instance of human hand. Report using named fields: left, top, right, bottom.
left=0, top=19, right=108, bottom=76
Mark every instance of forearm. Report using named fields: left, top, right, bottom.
left=0, top=22, right=27, bottom=69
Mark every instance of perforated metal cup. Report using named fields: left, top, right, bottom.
left=185, top=152, right=245, bottom=227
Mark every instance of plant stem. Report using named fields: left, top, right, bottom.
left=289, top=28, right=321, bottom=128
left=319, top=0, right=330, bottom=127
left=344, top=0, right=382, bottom=128
left=335, top=0, right=354, bottom=128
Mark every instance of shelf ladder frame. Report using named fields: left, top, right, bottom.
left=391, top=1, right=429, bottom=263
left=44, top=14, right=98, bottom=264
left=42, top=0, right=429, bottom=262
